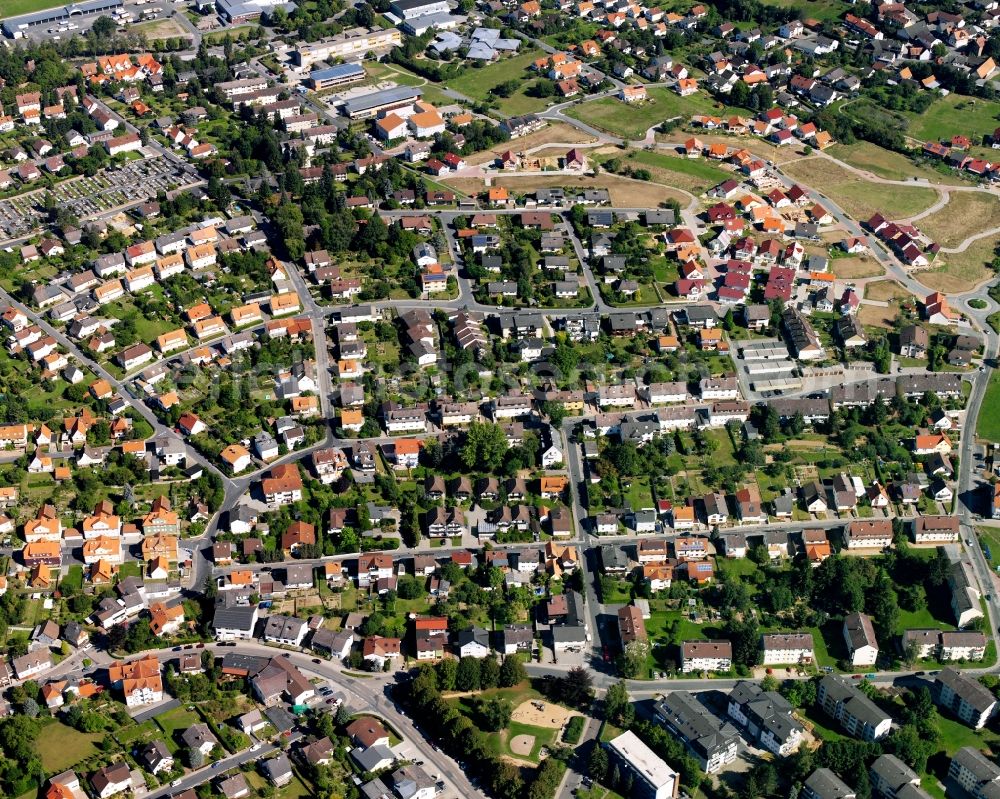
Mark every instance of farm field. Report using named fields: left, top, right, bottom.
left=782, top=158, right=940, bottom=220
left=826, top=142, right=964, bottom=185
left=567, top=88, right=749, bottom=141
left=917, top=192, right=1000, bottom=248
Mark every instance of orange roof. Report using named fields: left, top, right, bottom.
left=271, top=292, right=301, bottom=312
left=109, top=653, right=159, bottom=683
left=341, top=408, right=364, bottom=425
left=394, top=438, right=421, bottom=455
left=540, top=475, right=568, bottom=492
left=810, top=271, right=835, bottom=282
left=414, top=616, right=448, bottom=631
left=23, top=540, right=60, bottom=558
left=230, top=570, right=254, bottom=586
left=220, top=443, right=251, bottom=465
left=185, top=302, right=212, bottom=322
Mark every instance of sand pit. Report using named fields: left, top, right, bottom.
left=511, top=700, right=574, bottom=728
left=509, top=734, right=536, bottom=756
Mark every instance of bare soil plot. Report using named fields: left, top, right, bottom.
left=864, top=280, right=914, bottom=303
left=511, top=700, right=575, bottom=728
left=916, top=192, right=1000, bottom=249
left=858, top=303, right=898, bottom=329
left=831, top=256, right=884, bottom=280
left=781, top=158, right=940, bottom=221
left=509, top=734, right=535, bottom=756
left=133, top=18, right=190, bottom=40
left=465, top=123, right=598, bottom=166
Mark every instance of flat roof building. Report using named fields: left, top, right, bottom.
left=606, top=731, right=679, bottom=799
left=342, top=86, right=422, bottom=119
left=308, top=63, right=366, bottom=90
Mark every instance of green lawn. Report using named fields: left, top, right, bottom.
left=978, top=370, right=1000, bottom=442
left=799, top=704, right=848, bottom=742
left=155, top=706, right=202, bottom=741
left=119, top=561, right=142, bottom=580
left=567, top=87, right=750, bottom=140
left=36, top=720, right=103, bottom=775
left=934, top=713, right=1000, bottom=755
left=896, top=606, right=955, bottom=634
left=448, top=50, right=545, bottom=102
left=905, top=94, right=1000, bottom=144
left=714, top=557, right=759, bottom=580
left=624, top=476, right=655, bottom=511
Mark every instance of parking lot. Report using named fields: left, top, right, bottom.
left=0, top=153, right=201, bottom=241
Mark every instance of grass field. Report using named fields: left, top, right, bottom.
left=934, top=713, right=1000, bottom=755
left=922, top=233, right=998, bottom=293
left=155, top=706, right=202, bottom=741
left=905, top=94, right=1000, bottom=144
left=448, top=50, right=545, bottom=102
left=760, top=0, right=850, bottom=20
left=203, top=25, right=256, bottom=43
left=1, top=0, right=65, bottom=16
left=782, top=158, right=940, bottom=220
left=36, top=721, right=103, bottom=775
left=625, top=149, right=730, bottom=194
left=363, top=61, right=424, bottom=87
left=827, top=142, right=963, bottom=185
left=917, top=192, right=1000, bottom=248
left=567, top=87, right=749, bottom=141
left=978, top=369, right=1000, bottom=442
